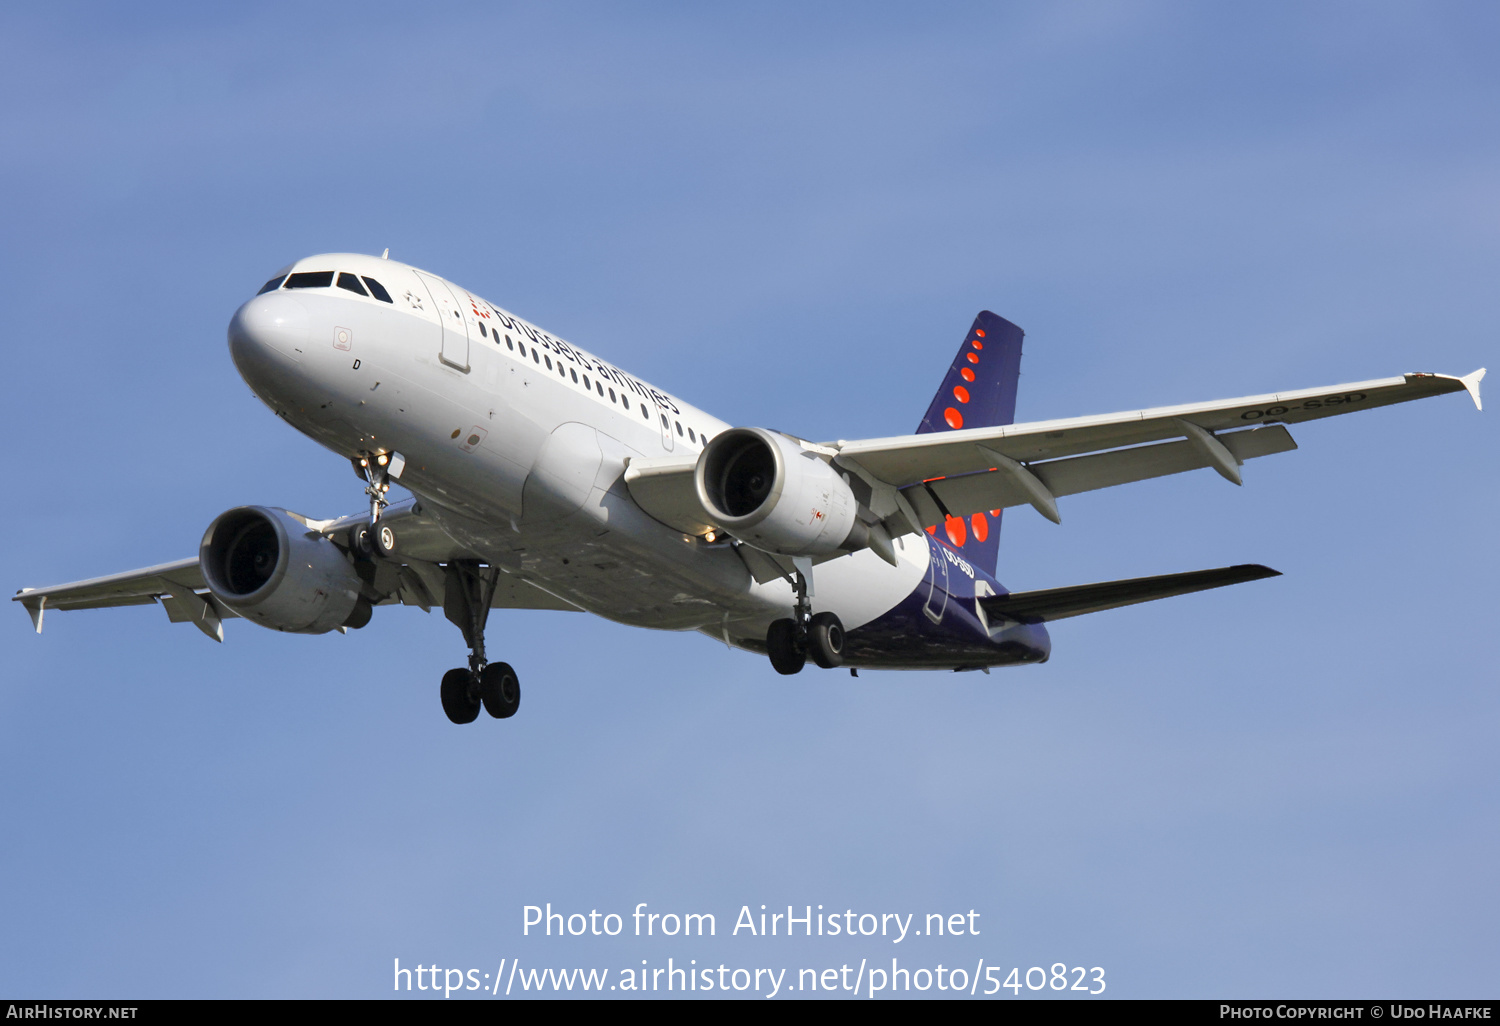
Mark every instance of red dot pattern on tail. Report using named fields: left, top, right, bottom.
left=916, top=313, right=1023, bottom=565
left=945, top=515, right=967, bottom=547
left=971, top=513, right=989, bottom=542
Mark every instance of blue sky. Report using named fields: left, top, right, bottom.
left=1, top=1, right=1495, bottom=999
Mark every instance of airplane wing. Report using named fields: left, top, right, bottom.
left=626, top=369, right=1483, bottom=538
left=841, top=369, right=1484, bottom=532
left=13, top=558, right=230, bottom=640
left=14, top=501, right=578, bottom=640
left=979, top=564, right=1281, bottom=624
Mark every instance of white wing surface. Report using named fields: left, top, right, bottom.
left=13, top=500, right=579, bottom=639
left=626, top=370, right=1484, bottom=537
left=14, top=558, right=230, bottom=641
left=844, top=369, right=1483, bottom=531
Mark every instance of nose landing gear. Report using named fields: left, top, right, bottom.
left=353, top=451, right=400, bottom=523
left=348, top=452, right=401, bottom=557
left=439, top=560, right=522, bottom=724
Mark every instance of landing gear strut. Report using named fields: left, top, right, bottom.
left=439, top=560, right=522, bottom=723
left=356, top=452, right=394, bottom=523
left=348, top=452, right=398, bottom=558
left=765, top=565, right=844, bottom=674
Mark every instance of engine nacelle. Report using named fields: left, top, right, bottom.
left=199, top=506, right=364, bottom=634
left=695, top=427, right=862, bottom=556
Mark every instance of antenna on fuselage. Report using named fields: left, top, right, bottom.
left=381, top=248, right=390, bottom=259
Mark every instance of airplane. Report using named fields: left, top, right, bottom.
left=13, top=252, right=1485, bottom=724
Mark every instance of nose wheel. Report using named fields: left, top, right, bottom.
left=439, top=560, right=522, bottom=724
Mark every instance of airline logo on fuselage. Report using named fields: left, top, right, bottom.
left=456, top=285, right=684, bottom=416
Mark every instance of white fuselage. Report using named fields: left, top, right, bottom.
left=228, top=253, right=937, bottom=656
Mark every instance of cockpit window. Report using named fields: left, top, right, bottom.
left=336, top=272, right=368, bottom=297
left=362, top=277, right=393, bottom=303
left=257, top=275, right=286, bottom=295
left=284, top=271, right=334, bottom=289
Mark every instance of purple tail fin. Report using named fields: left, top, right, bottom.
left=915, top=311, right=1024, bottom=575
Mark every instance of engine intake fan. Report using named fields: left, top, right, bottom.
left=200, top=505, right=364, bottom=634
left=695, top=428, right=864, bottom=557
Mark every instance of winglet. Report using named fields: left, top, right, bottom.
left=1461, top=368, right=1485, bottom=411
left=18, top=591, right=44, bottom=633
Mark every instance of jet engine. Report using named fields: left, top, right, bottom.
left=695, top=428, right=864, bottom=556
left=199, top=506, right=364, bottom=633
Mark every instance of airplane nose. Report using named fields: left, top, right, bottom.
left=228, top=292, right=310, bottom=367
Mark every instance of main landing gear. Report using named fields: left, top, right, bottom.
left=765, top=565, right=844, bottom=675
left=439, top=560, right=521, bottom=724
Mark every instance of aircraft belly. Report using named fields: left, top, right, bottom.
left=839, top=589, right=1051, bottom=669
left=415, top=492, right=748, bottom=630
left=835, top=536, right=1051, bottom=669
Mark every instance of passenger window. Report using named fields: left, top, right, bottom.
left=257, top=275, right=286, bottom=295
left=517, top=341, right=525, bottom=356
left=336, top=272, right=368, bottom=296
left=571, top=370, right=579, bottom=384
left=596, top=382, right=604, bottom=396
left=608, top=388, right=616, bottom=402
left=582, top=374, right=590, bottom=389
left=361, top=277, right=394, bottom=303
left=661, top=414, right=669, bottom=428
left=544, top=355, right=552, bottom=370
left=675, top=421, right=683, bottom=436
left=478, top=321, right=488, bottom=338
left=533, top=351, right=540, bottom=364
left=284, top=271, right=334, bottom=289
left=688, top=428, right=696, bottom=443
left=507, top=336, right=514, bottom=350
left=622, top=397, right=630, bottom=410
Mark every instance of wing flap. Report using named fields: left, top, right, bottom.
left=904, top=424, right=1296, bottom=525
left=979, top=564, right=1281, bottom=624
left=47, top=594, right=162, bottom=611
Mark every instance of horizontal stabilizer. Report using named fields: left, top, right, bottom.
left=978, top=564, right=1281, bottom=624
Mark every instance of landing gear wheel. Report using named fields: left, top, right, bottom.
left=766, top=618, right=806, bottom=675
left=479, top=662, right=521, bottom=719
left=807, top=611, right=845, bottom=669
left=440, top=668, right=481, bottom=724
left=349, top=524, right=373, bottom=556
left=372, top=522, right=397, bottom=558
